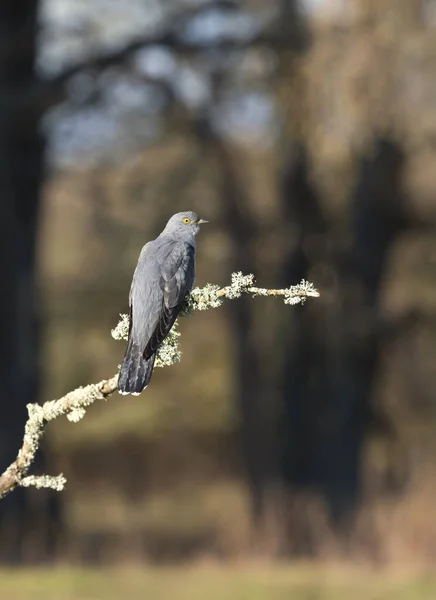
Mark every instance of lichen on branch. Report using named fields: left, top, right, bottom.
left=0, top=273, right=319, bottom=500
left=112, top=273, right=320, bottom=368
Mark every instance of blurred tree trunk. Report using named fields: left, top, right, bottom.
left=214, top=141, right=276, bottom=524
left=0, top=1, right=59, bottom=562
left=281, top=140, right=407, bottom=533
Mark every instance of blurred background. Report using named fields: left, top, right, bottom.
left=1, top=0, right=436, bottom=597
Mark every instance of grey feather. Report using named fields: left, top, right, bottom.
left=118, top=211, right=207, bottom=395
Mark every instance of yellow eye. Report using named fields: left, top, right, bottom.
left=182, top=217, right=191, bottom=224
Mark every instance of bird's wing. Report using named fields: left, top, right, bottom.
left=126, top=241, right=153, bottom=346
left=142, top=241, right=195, bottom=359
left=129, top=242, right=151, bottom=307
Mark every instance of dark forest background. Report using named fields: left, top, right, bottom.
left=1, top=0, right=436, bottom=575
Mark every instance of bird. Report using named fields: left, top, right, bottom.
left=118, top=211, right=208, bottom=395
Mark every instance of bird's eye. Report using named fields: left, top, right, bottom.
left=182, top=217, right=191, bottom=224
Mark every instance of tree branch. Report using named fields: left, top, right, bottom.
left=0, top=375, right=118, bottom=499
left=0, top=273, right=319, bottom=500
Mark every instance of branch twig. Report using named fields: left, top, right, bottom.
left=0, top=274, right=319, bottom=500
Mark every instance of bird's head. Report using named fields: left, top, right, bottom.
left=163, top=211, right=209, bottom=239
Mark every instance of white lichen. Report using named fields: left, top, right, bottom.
left=20, top=474, right=67, bottom=492
left=67, top=407, right=87, bottom=422
left=111, top=313, right=130, bottom=341
left=225, top=271, right=256, bottom=299
left=154, top=322, right=182, bottom=367
left=181, top=283, right=223, bottom=315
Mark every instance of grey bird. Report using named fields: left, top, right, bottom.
left=118, top=211, right=208, bottom=395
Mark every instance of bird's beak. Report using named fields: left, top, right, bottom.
left=197, top=218, right=209, bottom=225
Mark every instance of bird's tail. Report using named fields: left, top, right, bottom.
left=118, top=340, right=155, bottom=395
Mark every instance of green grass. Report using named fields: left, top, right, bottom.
left=1, top=565, right=436, bottom=600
